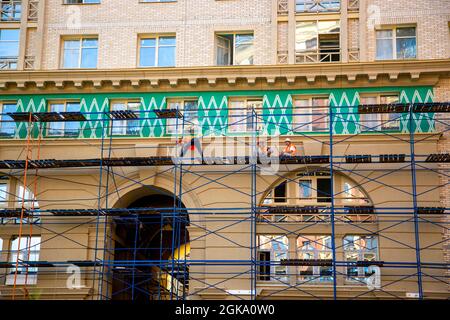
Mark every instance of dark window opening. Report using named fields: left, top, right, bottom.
left=317, top=178, right=332, bottom=203
left=274, top=181, right=287, bottom=203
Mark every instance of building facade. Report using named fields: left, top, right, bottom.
left=0, top=0, right=449, bottom=300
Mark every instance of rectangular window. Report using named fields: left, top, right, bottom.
left=47, top=101, right=81, bottom=137
left=1, top=0, right=22, bottom=21
left=296, top=21, right=340, bottom=63
left=0, top=182, right=7, bottom=207
left=0, top=102, right=16, bottom=136
left=166, top=99, right=198, bottom=135
left=299, top=180, right=312, bottom=199
left=257, top=235, right=288, bottom=282
left=317, top=178, right=332, bottom=203
left=360, top=94, right=400, bottom=131
left=0, top=28, right=20, bottom=70
left=296, top=0, right=341, bottom=13
left=110, top=101, right=141, bottom=136
left=228, top=98, right=262, bottom=133
left=376, top=27, right=416, bottom=60
left=62, top=37, right=98, bottom=69
left=297, top=235, right=333, bottom=282
left=293, top=97, right=329, bottom=132
left=274, top=181, right=287, bottom=203
left=216, top=33, right=254, bottom=66
left=344, top=235, right=379, bottom=283
left=9, top=236, right=41, bottom=274
left=139, top=36, right=176, bottom=67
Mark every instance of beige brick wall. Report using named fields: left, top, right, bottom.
left=40, top=0, right=273, bottom=69
left=433, top=76, right=450, bottom=281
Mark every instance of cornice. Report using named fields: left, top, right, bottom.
left=0, top=59, right=449, bottom=93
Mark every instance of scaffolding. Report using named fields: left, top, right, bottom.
left=0, top=100, right=448, bottom=300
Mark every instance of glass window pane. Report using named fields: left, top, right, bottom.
left=294, top=99, right=312, bottom=132
left=159, top=36, right=175, bottom=46
left=296, top=22, right=318, bottom=52
left=376, top=30, right=393, bottom=39
left=312, top=98, right=329, bottom=131
left=63, top=49, right=80, bottom=68
left=229, top=100, right=246, bottom=132
left=140, top=47, right=156, bottom=67
left=1, top=103, right=16, bottom=136
left=217, top=36, right=231, bottom=65
left=80, top=47, right=98, bottom=68
left=396, top=37, right=416, bottom=59
left=0, top=29, right=20, bottom=41
left=317, top=20, right=340, bottom=34
left=376, top=39, right=393, bottom=60
left=82, top=38, right=97, bottom=48
left=396, top=27, right=415, bottom=37
left=158, top=46, right=175, bottom=67
left=235, top=34, right=254, bottom=65
left=141, top=38, right=156, bottom=47
left=299, top=180, right=312, bottom=198
left=64, top=40, right=80, bottom=49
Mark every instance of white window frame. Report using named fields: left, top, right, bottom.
left=6, top=235, right=41, bottom=285
left=61, top=36, right=98, bottom=69
left=228, top=97, right=263, bottom=133
left=343, top=235, right=379, bottom=284
left=110, top=100, right=141, bottom=136
left=297, top=235, right=333, bottom=283
left=257, top=235, right=289, bottom=282
left=138, top=35, right=176, bottom=67
left=216, top=32, right=254, bottom=66
left=359, top=94, right=400, bottom=131
left=46, top=101, right=81, bottom=137
left=376, top=26, right=417, bottom=60
left=165, top=98, right=199, bottom=135
left=293, top=96, right=330, bottom=132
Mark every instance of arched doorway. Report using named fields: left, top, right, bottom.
left=111, top=189, right=190, bottom=300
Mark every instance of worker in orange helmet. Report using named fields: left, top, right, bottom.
left=281, top=138, right=297, bottom=157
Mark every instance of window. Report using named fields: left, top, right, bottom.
left=344, top=235, right=379, bottom=283
left=166, top=99, right=198, bottom=135
left=359, top=94, right=400, bottom=131
left=216, top=33, right=254, bottom=66
left=257, top=235, right=288, bottom=282
left=296, top=21, right=340, bottom=63
left=110, top=101, right=140, bottom=136
left=62, top=37, right=98, bottom=69
left=0, top=28, right=20, bottom=70
left=64, top=0, right=100, bottom=4
left=0, top=102, right=16, bottom=136
left=228, top=98, right=262, bottom=133
left=376, top=27, right=416, bottom=60
left=47, top=101, right=81, bottom=137
left=317, top=178, right=331, bottom=203
left=139, top=36, right=175, bottom=67
left=0, top=182, right=7, bottom=207
left=297, top=235, right=333, bottom=282
left=296, top=0, right=340, bottom=13
left=343, top=182, right=368, bottom=204
left=299, top=180, right=312, bottom=199
left=7, top=236, right=41, bottom=285
left=273, top=181, right=287, bottom=203
left=293, top=97, right=329, bottom=132
left=1, top=0, right=21, bottom=21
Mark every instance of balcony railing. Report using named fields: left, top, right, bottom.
left=24, top=55, right=35, bottom=70
left=296, top=49, right=341, bottom=64
left=1, top=0, right=21, bottom=21
left=348, top=0, right=359, bottom=12
left=349, top=48, right=360, bottom=62
left=278, top=0, right=288, bottom=15
left=296, top=0, right=341, bottom=13
left=28, top=0, right=38, bottom=22
left=0, top=57, right=18, bottom=70
left=277, top=50, right=288, bottom=64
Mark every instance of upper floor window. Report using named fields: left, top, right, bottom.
left=296, top=0, right=340, bottom=13
left=166, top=99, right=198, bottom=135
left=47, top=101, right=81, bottom=137
left=257, top=235, right=288, bottom=282
left=62, top=37, right=98, bottom=69
left=293, top=97, right=329, bottom=132
left=0, top=181, right=7, bottom=207
left=0, top=101, right=16, bottom=136
left=1, top=0, right=21, bottom=21
left=297, top=235, right=333, bottom=282
left=376, top=27, right=417, bottom=60
left=139, top=35, right=176, bottom=67
left=228, top=98, right=262, bottom=133
left=344, top=235, right=379, bottom=283
left=216, top=33, right=254, bottom=66
left=110, top=100, right=140, bottom=136
left=0, top=28, right=20, bottom=70
left=296, top=21, right=340, bottom=63
left=6, top=235, right=41, bottom=285
left=359, top=94, right=400, bottom=131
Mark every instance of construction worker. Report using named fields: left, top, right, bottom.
left=280, top=138, right=297, bottom=157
